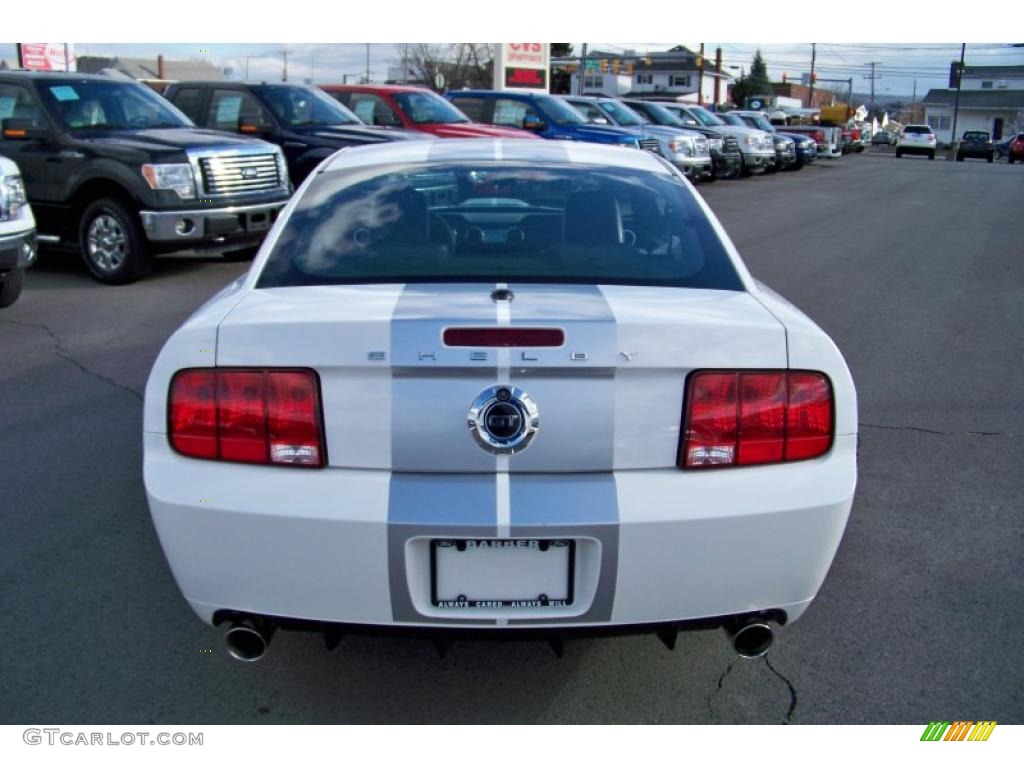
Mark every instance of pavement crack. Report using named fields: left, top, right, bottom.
left=705, top=659, right=736, bottom=721
left=0, top=317, right=143, bottom=402
left=859, top=422, right=1017, bottom=438
left=764, top=656, right=797, bottom=724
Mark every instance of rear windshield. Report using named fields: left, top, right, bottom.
left=963, top=131, right=989, bottom=140
left=258, top=162, right=743, bottom=291
left=904, top=125, right=932, bottom=134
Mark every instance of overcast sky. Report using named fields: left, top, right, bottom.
left=2, top=42, right=1021, bottom=98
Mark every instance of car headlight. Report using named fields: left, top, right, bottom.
left=0, top=174, right=27, bottom=221
left=709, top=137, right=723, bottom=151
left=669, top=137, right=694, bottom=156
left=619, top=137, right=641, bottom=148
left=744, top=136, right=756, bottom=146
left=141, top=163, right=196, bottom=200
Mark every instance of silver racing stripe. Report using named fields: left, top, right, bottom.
left=388, top=474, right=497, bottom=625
left=386, top=274, right=620, bottom=624
left=508, top=472, right=619, bottom=624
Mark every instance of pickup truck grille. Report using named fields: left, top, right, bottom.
left=199, top=153, right=281, bottom=196
left=639, top=138, right=661, bottom=154
left=723, top=136, right=739, bottom=153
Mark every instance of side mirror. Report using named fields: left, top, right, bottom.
left=2, top=117, right=50, bottom=141
left=522, top=114, right=547, bottom=132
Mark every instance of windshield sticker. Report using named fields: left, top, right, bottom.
left=215, top=95, right=242, bottom=125
left=50, top=85, right=80, bottom=102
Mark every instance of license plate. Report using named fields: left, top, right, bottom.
left=431, top=539, right=574, bottom=608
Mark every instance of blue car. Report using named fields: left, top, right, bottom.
left=445, top=90, right=642, bottom=147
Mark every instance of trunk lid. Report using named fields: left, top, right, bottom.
left=216, top=283, right=787, bottom=472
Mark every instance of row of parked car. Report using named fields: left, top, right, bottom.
left=0, top=70, right=846, bottom=303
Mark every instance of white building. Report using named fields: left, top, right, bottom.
left=922, top=65, right=1024, bottom=143
left=566, top=46, right=732, bottom=105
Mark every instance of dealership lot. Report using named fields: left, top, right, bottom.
left=1, top=151, right=1021, bottom=724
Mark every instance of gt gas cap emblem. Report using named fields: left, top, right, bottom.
left=468, top=386, right=539, bottom=455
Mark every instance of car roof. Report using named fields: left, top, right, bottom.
left=322, top=137, right=671, bottom=175
left=319, top=83, right=433, bottom=93
left=0, top=71, right=123, bottom=82
left=170, top=81, right=316, bottom=88
left=447, top=90, right=536, bottom=99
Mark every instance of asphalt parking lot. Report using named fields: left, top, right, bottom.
left=1, top=149, right=1022, bottom=724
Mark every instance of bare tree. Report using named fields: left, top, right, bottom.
left=396, top=43, right=493, bottom=90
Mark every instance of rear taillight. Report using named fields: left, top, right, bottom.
left=169, top=368, right=325, bottom=467
left=680, top=370, right=833, bottom=469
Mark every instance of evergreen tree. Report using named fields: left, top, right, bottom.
left=748, top=50, right=772, bottom=95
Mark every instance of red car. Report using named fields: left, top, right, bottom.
left=320, top=84, right=539, bottom=140
left=1009, top=133, right=1024, bottom=164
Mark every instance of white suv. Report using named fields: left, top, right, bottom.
left=896, top=124, right=937, bottom=160
left=0, top=155, right=36, bottom=308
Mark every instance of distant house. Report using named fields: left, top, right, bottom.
left=922, top=64, right=1024, bottom=142
left=564, top=45, right=731, bottom=104
left=76, top=55, right=225, bottom=83
left=771, top=82, right=838, bottom=110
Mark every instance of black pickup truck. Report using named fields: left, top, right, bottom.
left=0, top=72, right=292, bottom=284
left=164, top=82, right=426, bottom=185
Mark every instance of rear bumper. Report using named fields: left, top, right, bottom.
left=897, top=145, right=935, bottom=156
left=0, top=227, right=37, bottom=271
left=139, top=201, right=287, bottom=244
left=144, top=432, right=857, bottom=630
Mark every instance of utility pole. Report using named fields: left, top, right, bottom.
left=808, top=43, right=816, bottom=107
left=278, top=47, right=292, bottom=82
left=950, top=44, right=966, bottom=147
left=865, top=61, right=882, bottom=119
left=713, top=47, right=723, bottom=106
left=577, top=43, right=588, bottom=95
left=244, top=56, right=250, bottom=80
left=911, top=79, right=917, bottom=123
left=698, top=43, right=705, bottom=106
left=402, top=44, right=409, bottom=85
left=847, top=78, right=853, bottom=109
left=365, top=43, right=370, bottom=84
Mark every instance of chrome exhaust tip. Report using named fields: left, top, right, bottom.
left=225, top=617, right=275, bottom=662
left=727, top=620, right=774, bottom=659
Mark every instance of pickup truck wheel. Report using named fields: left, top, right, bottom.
left=0, top=268, right=24, bottom=308
left=929, top=151, right=936, bottom=160
left=895, top=150, right=902, bottom=158
left=956, top=153, right=964, bottom=161
left=987, top=153, right=994, bottom=163
left=79, top=198, right=152, bottom=285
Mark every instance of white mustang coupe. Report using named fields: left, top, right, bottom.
left=143, top=139, right=857, bottom=662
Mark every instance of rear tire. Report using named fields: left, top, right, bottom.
left=1009, top=154, right=1015, bottom=164
left=987, top=153, right=994, bottom=163
left=896, top=150, right=902, bottom=158
left=956, top=153, right=964, bottom=162
left=929, top=151, right=935, bottom=160
left=78, top=197, right=152, bottom=285
left=0, top=268, right=24, bottom=308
